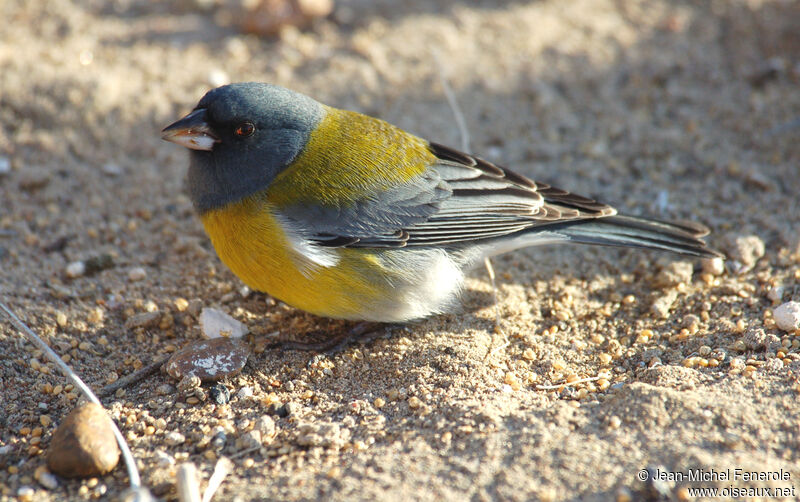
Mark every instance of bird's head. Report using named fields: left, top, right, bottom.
left=162, top=82, right=324, bottom=212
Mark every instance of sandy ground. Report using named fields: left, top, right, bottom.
left=1, top=0, right=800, bottom=500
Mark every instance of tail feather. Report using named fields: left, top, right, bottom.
left=549, top=215, right=720, bottom=258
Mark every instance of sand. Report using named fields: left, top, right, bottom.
left=1, top=0, right=799, bottom=500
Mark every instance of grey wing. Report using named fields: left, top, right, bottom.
left=278, top=142, right=615, bottom=248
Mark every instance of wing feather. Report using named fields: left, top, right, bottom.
left=278, top=142, right=614, bottom=249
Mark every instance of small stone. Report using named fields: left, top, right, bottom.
left=83, top=254, right=114, bottom=275
left=237, top=0, right=334, bottom=36
left=654, top=261, right=693, bottom=288
left=124, top=311, right=161, bottom=330
left=208, top=384, right=231, bottom=405
left=616, top=487, right=633, bottom=502
left=774, top=302, right=800, bottom=332
left=65, top=261, right=86, bottom=279
left=639, top=465, right=673, bottom=500
left=200, top=307, right=249, bottom=339
left=18, top=167, right=50, bottom=191
left=282, top=401, right=300, bottom=417
left=744, top=328, right=767, bottom=350
left=722, top=234, right=765, bottom=272
left=127, top=267, right=147, bottom=282
left=743, top=168, right=774, bottom=191
left=17, top=486, right=35, bottom=502
left=0, top=156, right=10, bottom=175
left=296, top=422, right=350, bottom=448
left=255, top=416, right=276, bottom=438
left=55, top=311, right=68, bottom=327
left=165, top=431, right=186, bottom=446
left=240, top=430, right=262, bottom=449
left=767, top=284, right=784, bottom=303
left=154, top=449, right=174, bottom=467
left=651, top=290, right=678, bottom=319
left=174, top=298, right=190, bottom=312
left=34, top=466, right=59, bottom=490
left=46, top=403, right=120, bottom=478
left=187, top=299, right=204, bottom=316
left=101, top=162, right=123, bottom=176
left=237, top=386, right=254, bottom=399
left=165, top=337, right=251, bottom=382
left=407, top=396, right=422, bottom=409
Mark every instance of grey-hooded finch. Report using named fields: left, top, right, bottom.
left=162, top=83, right=719, bottom=322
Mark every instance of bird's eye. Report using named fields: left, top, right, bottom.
left=234, top=122, right=255, bottom=138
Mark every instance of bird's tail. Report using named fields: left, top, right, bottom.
left=548, top=215, right=721, bottom=258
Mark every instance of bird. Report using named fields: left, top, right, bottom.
left=162, top=82, right=720, bottom=324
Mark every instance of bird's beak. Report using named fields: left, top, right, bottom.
left=161, top=109, right=219, bottom=151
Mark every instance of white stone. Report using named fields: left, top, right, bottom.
left=128, top=267, right=147, bottom=281
left=165, top=431, right=186, bottom=446
left=65, top=261, right=86, bottom=278
left=774, top=302, right=800, bottom=332
left=701, top=256, right=725, bottom=276
left=200, top=307, right=249, bottom=339
left=36, top=471, right=59, bottom=490
left=154, top=449, right=175, bottom=467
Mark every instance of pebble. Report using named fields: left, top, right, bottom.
left=723, top=234, right=765, bottom=272
left=640, top=465, right=673, bottom=500
left=101, top=162, right=123, bottom=176
left=237, top=0, right=334, bottom=36
left=16, top=486, right=35, bottom=501
left=164, top=431, right=186, bottom=446
left=237, top=386, right=254, bottom=399
left=651, top=290, right=678, bottom=319
left=774, top=302, right=800, bottom=332
left=18, top=168, right=50, bottom=191
left=744, top=328, right=767, bottom=350
left=211, top=427, right=227, bottom=449
left=296, top=422, right=350, bottom=448
left=200, top=307, right=249, bottom=339
left=240, top=430, right=262, bottom=449
left=653, top=261, right=693, bottom=288
left=701, top=256, right=725, bottom=276
left=124, top=311, right=161, bottom=330
left=767, top=284, right=784, bottom=303
left=165, top=337, right=251, bottom=382
left=34, top=466, right=59, bottom=490
left=0, top=156, right=10, bottom=175
left=208, top=383, right=231, bottom=405
left=46, top=403, right=120, bottom=478
left=127, top=267, right=147, bottom=281
left=154, top=449, right=174, bottom=467
left=65, top=261, right=86, bottom=278
left=282, top=401, right=300, bottom=417
left=255, top=415, right=276, bottom=438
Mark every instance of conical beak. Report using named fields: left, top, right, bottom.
left=161, top=109, right=219, bottom=151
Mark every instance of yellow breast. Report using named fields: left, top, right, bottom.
left=200, top=193, right=387, bottom=320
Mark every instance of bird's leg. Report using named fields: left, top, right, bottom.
left=272, top=322, right=388, bottom=353
left=484, top=257, right=501, bottom=329
left=483, top=257, right=509, bottom=359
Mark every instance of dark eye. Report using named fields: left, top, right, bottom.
left=234, top=122, right=255, bottom=138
